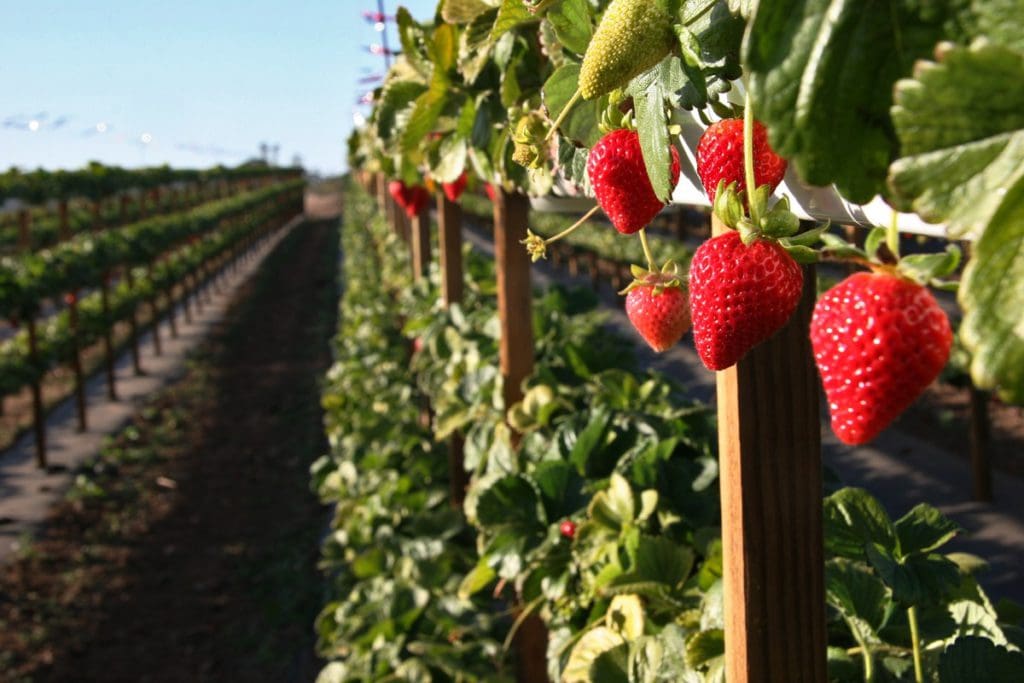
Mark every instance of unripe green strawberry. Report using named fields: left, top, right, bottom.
left=625, top=283, right=691, bottom=353
left=689, top=230, right=803, bottom=370
left=810, top=271, right=952, bottom=445
left=579, top=0, right=675, bottom=100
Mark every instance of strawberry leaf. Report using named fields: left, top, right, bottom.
left=627, top=57, right=685, bottom=202
left=888, top=41, right=1024, bottom=403
left=545, top=0, right=593, bottom=56
left=544, top=63, right=603, bottom=147
left=744, top=0, right=958, bottom=203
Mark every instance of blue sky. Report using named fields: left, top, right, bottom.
left=0, top=0, right=437, bottom=175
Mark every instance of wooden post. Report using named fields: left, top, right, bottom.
left=68, top=295, right=87, bottom=431
left=92, top=199, right=103, bottom=232
left=147, top=265, right=163, bottom=355
left=494, top=188, right=549, bottom=683
left=26, top=317, right=47, bottom=468
left=969, top=385, right=992, bottom=502
left=100, top=275, right=117, bottom=400
left=17, top=209, right=31, bottom=250
left=438, top=193, right=464, bottom=306
left=712, top=216, right=827, bottom=683
left=437, top=192, right=468, bottom=506
left=125, top=268, right=143, bottom=375
left=58, top=199, right=71, bottom=241
left=411, top=205, right=431, bottom=281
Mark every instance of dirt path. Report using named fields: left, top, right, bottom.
left=0, top=213, right=340, bottom=682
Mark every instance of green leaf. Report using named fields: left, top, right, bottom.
left=476, top=474, right=545, bottom=529
left=672, top=2, right=744, bottom=109
left=894, top=503, right=959, bottom=556
left=457, top=559, right=497, bottom=599
left=490, top=0, right=535, bottom=41
left=396, top=7, right=434, bottom=79
left=865, top=544, right=961, bottom=606
left=627, top=535, right=695, bottom=588
left=563, top=627, right=626, bottom=683
left=627, top=57, right=686, bottom=201
left=569, top=407, right=613, bottom=475
left=401, top=78, right=449, bottom=152
left=938, top=636, right=1024, bottom=683
left=826, top=558, right=891, bottom=635
left=376, top=80, right=428, bottom=142
left=543, top=63, right=602, bottom=147
left=546, top=0, right=592, bottom=55
left=824, top=487, right=898, bottom=559
left=431, top=23, right=458, bottom=73
left=745, top=0, right=955, bottom=202
left=888, top=42, right=1024, bottom=402
left=441, top=0, right=494, bottom=24
left=685, top=629, right=724, bottom=668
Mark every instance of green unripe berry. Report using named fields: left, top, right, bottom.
left=579, top=0, right=675, bottom=100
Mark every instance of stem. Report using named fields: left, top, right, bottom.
left=743, top=90, right=759, bottom=225
left=638, top=228, right=656, bottom=271
left=908, top=606, right=924, bottom=683
left=545, top=89, right=582, bottom=141
left=543, top=204, right=601, bottom=245
left=888, top=209, right=901, bottom=260
left=845, top=617, right=875, bottom=682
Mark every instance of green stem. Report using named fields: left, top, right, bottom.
left=638, top=228, right=656, bottom=271
left=845, top=617, right=875, bottom=682
left=743, top=89, right=759, bottom=225
left=545, top=89, right=582, bottom=141
left=908, top=606, right=924, bottom=683
left=544, top=204, right=601, bottom=245
left=888, top=209, right=901, bottom=260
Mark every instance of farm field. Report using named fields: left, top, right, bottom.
left=3, top=1, right=1024, bottom=682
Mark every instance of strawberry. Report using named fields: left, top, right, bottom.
left=696, top=118, right=787, bottom=203
left=559, top=520, right=576, bottom=539
left=64, top=291, right=78, bottom=306
left=688, top=230, right=803, bottom=370
left=388, top=180, right=431, bottom=218
left=810, top=272, right=952, bottom=445
left=588, top=128, right=680, bottom=235
left=626, top=284, right=690, bottom=352
left=484, top=183, right=497, bottom=202
left=442, top=173, right=467, bottom=203
left=579, top=0, right=675, bottom=100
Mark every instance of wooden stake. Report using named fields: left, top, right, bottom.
left=100, top=276, right=117, bottom=401
left=437, top=192, right=468, bottom=506
left=147, top=265, right=162, bottom=356
left=969, top=385, right=992, bottom=502
left=68, top=297, right=87, bottom=431
left=437, top=193, right=464, bottom=307
left=494, top=188, right=549, bottom=683
left=17, top=209, right=30, bottom=250
left=411, top=205, right=431, bottom=281
left=125, top=268, right=143, bottom=375
left=58, top=199, right=71, bottom=241
left=713, top=216, right=827, bottom=683
left=26, top=317, right=47, bottom=468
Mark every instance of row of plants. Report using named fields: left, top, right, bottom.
left=0, top=161, right=299, bottom=205
left=315, top=181, right=1023, bottom=682
left=0, top=181, right=304, bottom=400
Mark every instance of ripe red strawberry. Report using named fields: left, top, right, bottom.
left=696, top=119, right=787, bottom=203
left=625, top=284, right=691, bottom=352
left=559, top=520, right=576, bottom=539
left=484, top=183, right=497, bottom=202
left=588, top=129, right=681, bottom=235
left=64, top=291, right=77, bottom=306
left=810, top=272, right=952, bottom=445
left=442, top=173, right=467, bottom=203
left=388, top=180, right=431, bottom=218
left=689, top=230, right=803, bottom=370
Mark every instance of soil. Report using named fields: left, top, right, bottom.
left=0, top=213, right=340, bottom=682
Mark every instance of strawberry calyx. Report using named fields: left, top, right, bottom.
left=619, top=260, right=683, bottom=296
left=512, top=111, right=550, bottom=169
left=820, top=224, right=961, bottom=290
left=712, top=180, right=821, bottom=264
